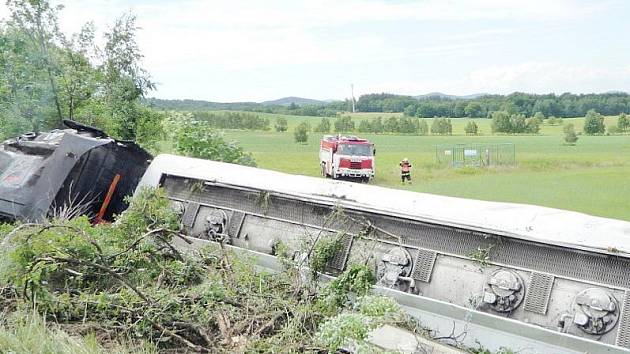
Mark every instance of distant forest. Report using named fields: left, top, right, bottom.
left=146, top=92, right=630, bottom=118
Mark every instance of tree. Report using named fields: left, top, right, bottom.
left=464, top=102, right=483, bottom=117
left=274, top=117, right=288, bottom=132
left=465, top=121, right=478, bottom=135
left=175, top=119, right=256, bottom=166
left=491, top=111, right=511, bottom=133
left=313, top=117, right=331, bottom=133
left=583, top=109, right=605, bottom=135
left=334, top=116, right=354, bottom=132
left=294, top=122, right=309, bottom=143
left=384, top=116, right=398, bottom=133
left=418, top=119, right=429, bottom=135
left=525, top=116, right=542, bottom=134
left=7, top=0, right=64, bottom=126
left=563, top=123, right=578, bottom=145
left=533, top=112, right=545, bottom=121
left=357, top=119, right=372, bottom=133
left=371, top=117, right=384, bottom=134
left=430, top=118, right=452, bottom=135
left=618, top=113, right=629, bottom=132
left=403, top=104, right=416, bottom=117
left=101, top=13, right=155, bottom=140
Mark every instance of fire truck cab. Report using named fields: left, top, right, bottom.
left=319, top=135, right=375, bottom=182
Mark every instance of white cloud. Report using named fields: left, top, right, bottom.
left=361, top=62, right=630, bottom=97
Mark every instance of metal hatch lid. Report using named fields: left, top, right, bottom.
left=137, top=154, right=630, bottom=258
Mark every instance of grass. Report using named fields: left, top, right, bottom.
left=0, top=312, right=155, bottom=354
left=174, top=112, right=630, bottom=221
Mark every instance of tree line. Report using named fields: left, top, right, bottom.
left=360, top=92, right=630, bottom=118
left=192, top=111, right=270, bottom=130
left=147, top=92, right=630, bottom=119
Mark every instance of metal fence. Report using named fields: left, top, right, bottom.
left=435, top=143, right=515, bottom=168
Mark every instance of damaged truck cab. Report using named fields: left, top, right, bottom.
left=0, top=120, right=151, bottom=222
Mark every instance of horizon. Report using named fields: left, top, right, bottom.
left=2, top=0, right=629, bottom=102
left=148, top=90, right=630, bottom=104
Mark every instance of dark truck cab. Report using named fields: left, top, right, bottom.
left=0, top=120, right=151, bottom=222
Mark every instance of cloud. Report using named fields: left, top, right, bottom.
left=362, top=62, right=630, bottom=97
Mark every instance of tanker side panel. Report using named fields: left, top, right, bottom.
left=158, top=174, right=630, bottom=351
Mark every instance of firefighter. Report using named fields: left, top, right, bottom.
left=399, top=158, right=412, bottom=184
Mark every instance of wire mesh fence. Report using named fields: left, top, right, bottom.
left=435, top=143, right=515, bottom=168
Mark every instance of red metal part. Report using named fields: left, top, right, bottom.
left=94, top=174, right=121, bottom=224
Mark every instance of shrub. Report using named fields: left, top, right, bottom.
left=618, top=113, right=629, bottom=132
left=314, top=117, right=331, bottom=133
left=563, top=123, right=578, bottom=145
left=175, top=119, right=256, bottom=166
left=334, top=116, right=355, bottom=133
left=430, top=118, right=452, bottom=135
left=294, top=122, right=310, bottom=143
left=465, top=121, right=479, bottom=135
left=583, top=109, right=605, bottom=135
left=274, top=117, right=288, bottom=132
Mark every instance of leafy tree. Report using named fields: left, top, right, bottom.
left=533, top=111, right=545, bottom=121
left=384, top=116, right=398, bottom=133
left=430, top=118, right=452, bottom=135
left=175, top=119, right=256, bottom=166
left=618, top=113, right=629, bottom=132
left=314, top=117, right=331, bottom=133
left=294, top=122, right=309, bottom=143
left=403, top=104, right=416, bottom=117
left=274, top=117, right=288, bottom=132
left=100, top=13, right=155, bottom=140
left=334, top=116, right=354, bottom=132
left=464, top=102, right=483, bottom=117
left=464, top=121, right=478, bottom=135
left=371, top=117, right=384, bottom=134
left=525, top=116, right=542, bottom=134
left=491, top=111, right=511, bottom=133
left=418, top=119, right=429, bottom=135
left=7, top=0, right=64, bottom=126
left=357, top=119, right=372, bottom=133
left=583, top=109, right=605, bottom=135
left=563, top=123, right=578, bottom=145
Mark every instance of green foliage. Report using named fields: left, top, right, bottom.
left=563, top=123, right=579, bottom=145
left=618, top=113, right=629, bottom=132
left=294, top=121, right=310, bottom=143
left=334, top=116, right=355, bottom=132
left=320, top=264, right=375, bottom=309
left=430, top=117, right=452, bottom=135
left=309, top=234, right=343, bottom=274
left=491, top=111, right=540, bottom=134
left=274, top=117, right=288, bottom=132
left=583, top=109, right=606, bottom=135
left=316, top=313, right=374, bottom=351
left=174, top=118, right=256, bottom=166
left=468, top=245, right=494, bottom=266
left=0, top=311, right=156, bottom=354
left=0, top=1, right=157, bottom=143
left=465, top=120, right=479, bottom=135
left=193, top=110, right=270, bottom=131
left=316, top=295, right=401, bottom=353
left=313, top=117, right=331, bottom=133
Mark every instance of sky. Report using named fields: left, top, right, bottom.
left=1, top=0, right=630, bottom=102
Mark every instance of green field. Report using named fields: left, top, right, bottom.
left=208, top=113, right=630, bottom=221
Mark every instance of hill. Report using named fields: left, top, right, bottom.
left=262, top=96, right=326, bottom=106
left=414, top=92, right=488, bottom=100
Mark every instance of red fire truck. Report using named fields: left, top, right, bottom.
left=319, top=135, right=375, bottom=182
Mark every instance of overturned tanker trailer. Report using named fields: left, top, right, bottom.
left=0, top=120, right=152, bottom=222
left=137, top=154, right=630, bottom=354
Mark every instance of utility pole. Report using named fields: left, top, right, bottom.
left=351, top=84, right=356, bottom=113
